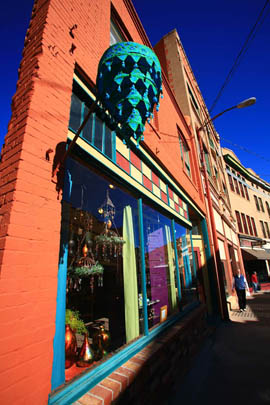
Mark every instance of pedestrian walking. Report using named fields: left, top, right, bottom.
left=232, top=269, right=249, bottom=312
left=251, top=271, right=258, bottom=293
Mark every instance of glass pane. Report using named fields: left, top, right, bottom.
left=94, top=116, right=103, bottom=151
left=82, top=105, right=93, bottom=144
left=142, top=204, right=179, bottom=329
left=69, top=93, right=82, bottom=131
left=104, top=126, right=113, bottom=159
left=63, top=158, right=142, bottom=383
left=110, top=20, right=124, bottom=45
left=174, top=222, right=199, bottom=309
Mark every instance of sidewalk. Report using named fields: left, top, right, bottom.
left=168, top=291, right=270, bottom=405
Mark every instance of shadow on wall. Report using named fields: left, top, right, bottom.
left=51, top=142, right=67, bottom=198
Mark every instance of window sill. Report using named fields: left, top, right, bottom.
left=49, top=302, right=204, bottom=405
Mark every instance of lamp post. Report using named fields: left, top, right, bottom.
left=197, top=97, right=256, bottom=320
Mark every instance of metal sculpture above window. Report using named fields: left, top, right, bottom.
left=96, top=42, right=163, bottom=147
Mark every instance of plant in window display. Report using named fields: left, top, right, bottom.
left=95, top=188, right=125, bottom=259
left=67, top=209, right=105, bottom=292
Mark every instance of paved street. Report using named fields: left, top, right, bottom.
left=169, top=291, right=270, bottom=405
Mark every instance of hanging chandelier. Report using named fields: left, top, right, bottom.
left=96, top=42, right=163, bottom=147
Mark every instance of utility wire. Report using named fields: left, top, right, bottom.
left=209, top=0, right=270, bottom=113
left=221, top=136, right=270, bottom=164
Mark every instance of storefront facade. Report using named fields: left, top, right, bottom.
left=0, top=1, right=213, bottom=403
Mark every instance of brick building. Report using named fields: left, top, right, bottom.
left=155, top=29, right=245, bottom=314
left=0, top=1, right=216, bottom=404
left=222, top=148, right=270, bottom=284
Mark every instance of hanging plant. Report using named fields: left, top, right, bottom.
left=68, top=261, right=104, bottom=278
left=95, top=234, right=125, bottom=245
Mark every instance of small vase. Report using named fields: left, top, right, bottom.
left=76, top=333, right=94, bottom=367
left=65, top=324, right=77, bottom=369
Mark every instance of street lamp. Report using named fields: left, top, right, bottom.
left=197, top=97, right=256, bottom=320
left=198, top=97, right=256, bottom=132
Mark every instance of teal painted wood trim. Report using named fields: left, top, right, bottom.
left=172, top=219, right=182, bottom=301
left=51, top=204, right=70, bottom=390
left=138, top=198, right=149, bottom=336
left=190, top=229, right=197, bottom=278
left=112, top=131, right=116, bottom=163
left=48, top=301, right=200, bottom=405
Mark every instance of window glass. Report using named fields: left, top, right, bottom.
left=174, top=222, right=198, bottom=309
left=93, top=115, right=104, bottom=151
left=235, top=211, right=243, bottom=233
left=110, top=20, right=124, bottom=45
left=63, top=158, right=142, bottom=382
left=258, top=197, right=265, bottom=212
left=241, top=213, right=249, bottom=234
left=69, top=93, right=82, bottom=131
left=227, top=173, right=234, bottom=192
left=260, top=220, right=266, bottom=238
left=266, top=202, right=270, bottom=217
left=204, top=151, right=211, bottom=176
left=142, top=204, right=179, bottom=328
left=179, top=135, right=191, bottom=177
left=246, top=215, right=253, bottom=235
left=265, top=222, right=270, bottom=239
left=104, top=126, right=113, bottom=159
left=254, top=195, right=260, bottom=211
left=251, top=217, right=258, bottom=236
left=68, top=83, right=115, bottom=161
left=82, top=105, right=93, bottom=144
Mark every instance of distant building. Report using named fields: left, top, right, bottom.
left=222, top=148, right=270, bottom=283
left=155, top=29, right=245, bottom=311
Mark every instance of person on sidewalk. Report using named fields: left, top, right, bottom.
left=251, top=271, right=258, bottom=293
left=232, top=269, right=249, bottom=312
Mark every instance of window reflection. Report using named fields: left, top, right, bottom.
left=174, top=222, right=198, bottom=308
left=142, top=204, right=179, bottom=328
left=64, top=158, right=142, bottom=382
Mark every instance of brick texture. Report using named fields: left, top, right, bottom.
left=0, top=0, right=206, bottom=403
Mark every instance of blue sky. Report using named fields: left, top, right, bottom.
left=1, top=1, right=270, bottom=180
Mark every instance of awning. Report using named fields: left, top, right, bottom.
left=241, top=248, right=270, bottom=260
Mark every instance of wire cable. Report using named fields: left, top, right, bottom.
left=209, top=0, right=270, bottom=113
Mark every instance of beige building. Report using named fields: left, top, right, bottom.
left=154, top=29, right=244, bottom=308
left=222, top=148, right=270, bottom=283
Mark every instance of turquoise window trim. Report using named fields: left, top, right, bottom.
left=51, top=205, right=70, bottom=390
left=172, top=219, right=182, bottom=301
left=92, top=112, right=96, bottom=146
left=49, top=301, right=200, bottom=405
left=112, top=131, right=116, bottom=163
left=138, top=198, right=149, bottom=336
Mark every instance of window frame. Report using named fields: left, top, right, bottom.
left=260, top=220, right=267, bottom=238
left=251, top=217, right=258, bottom=236
left=235, top=211, right=243, bottom=233
left=254, top=195, right=260, bottom=211
left=179, top=131, right=192, bottom=177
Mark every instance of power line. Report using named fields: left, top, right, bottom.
left=221, top=136, right=270, bottom=164
left=209, top=0, right=270, bottom=113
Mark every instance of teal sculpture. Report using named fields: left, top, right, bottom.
left=96, top=42, right=163, bottom=147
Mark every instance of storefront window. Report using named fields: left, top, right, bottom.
left=63, top=158, right=142, bottom=381
left=142, top=204, right=179, bottom=328
left=174, top=222, right=198, bottom=308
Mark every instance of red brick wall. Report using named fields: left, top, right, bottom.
left=0, top=1, right=206, bottom=403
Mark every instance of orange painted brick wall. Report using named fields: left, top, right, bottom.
left=0, top=1, right=206, bottom=403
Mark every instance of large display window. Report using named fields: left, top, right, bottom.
left=58, top=156, right=200, bottom=386
left=63, top=158, right=142, bottom=381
